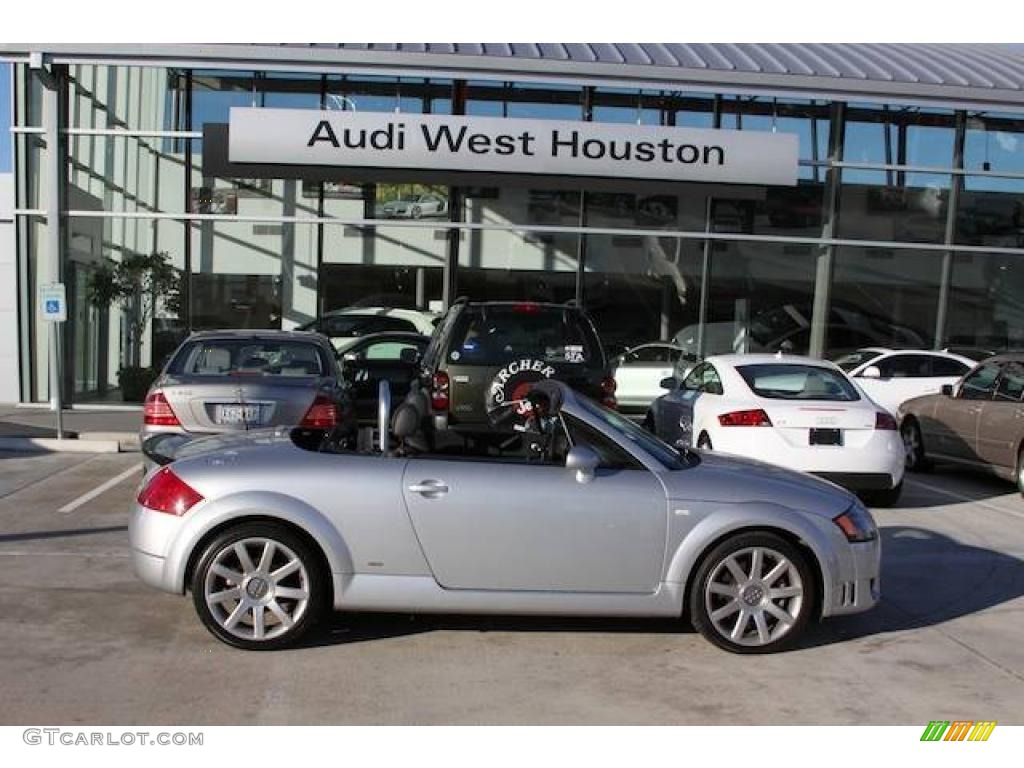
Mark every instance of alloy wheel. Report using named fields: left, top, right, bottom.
left=703, top=546, right=804, bottom=648
left=203, top=537, right=310, bottom=642
left=901, top=423, right=920, bottom=469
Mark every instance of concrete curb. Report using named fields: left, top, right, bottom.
left=79, top=432, right=140, bottom=452
left=0, top=437, right=122, bottom=454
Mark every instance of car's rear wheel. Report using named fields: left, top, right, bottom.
left=901, top=419, right=931, bottom=472
left=690, top=532, right=815, bottom=654
left=191, top=522, right=327, bottom=650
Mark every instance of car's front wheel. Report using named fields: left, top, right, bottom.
left=191, top=522, right=327, bottom=650
left=901, top=419, right=931, bottom=472
left=1017, top=448, right=1024, bottom=499
left=690, top=532, right=816, bottom=654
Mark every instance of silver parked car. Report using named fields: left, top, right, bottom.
left=130, top=381, right=880, bottom=654
left=141, top=330, right=356, bottom=461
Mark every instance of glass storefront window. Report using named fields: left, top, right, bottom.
left=582, top=233, right=704, bottom=357
left=592, top=88, right=662, bottom=125
left=466, top=81, right=582, bottom=120
left=843, top=106, right=956, bottom=179
left=956, top=178, right=1024, bottom=248
left=720, top=97, right=830, bottom=180
left=831, top=247, right=941, bottom=353
left=322, top=219, right=447, bottom=313
left=710, top=182, right=825, bottom=240
left=459, top=187, right=579, bottom=304
left=945, top=251, right=1024, bottom=351
left=964, top=112, right=1024, bottom=183
left=838, top=174, right=951, bottom=243
left=699, top=241, right=819, bottom=357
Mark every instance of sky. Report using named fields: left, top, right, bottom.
left=0, top=62, right=10, bottom=172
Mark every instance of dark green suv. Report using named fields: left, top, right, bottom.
left=419, top=300, right=617, bottom=433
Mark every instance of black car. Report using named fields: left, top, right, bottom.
left=337, top=331, right=430, bottom=425
left=417, top=299, right=616, bottom=436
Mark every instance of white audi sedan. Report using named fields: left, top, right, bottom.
left=832, top=347, right=974, bottom=416
left=646, top=354, right=905, bottom=506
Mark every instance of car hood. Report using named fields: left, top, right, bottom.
left=662, top=450, right=855, bottom=519
left=899, top=392, right=942, bottom=416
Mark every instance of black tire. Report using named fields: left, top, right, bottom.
left=410, top=205, right=422, bottom=219
left=1017, top=448, right=1024, bottom=499
left=696, top=432, right=713, bottom=450
left=690, top=531, right=816, bottom=654
left=863, top=480, right=903, bottom=508
left=901, top=418, right=931, bottom=473
left=191, top=522, right=328, bottom=651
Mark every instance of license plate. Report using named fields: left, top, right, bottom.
left=215, top=404, right=262, bottom=425
left=809, top=428, right=842, bottom=446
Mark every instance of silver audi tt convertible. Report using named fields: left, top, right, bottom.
left=129, top=380, right=880, bottom=654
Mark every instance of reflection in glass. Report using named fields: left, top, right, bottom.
left=838, top=176, right=951, bottom=243
left=832, top=247, right=940, bottom=352
left=945, top=252, right=1024, bottom=351
left=582, top=233, right=704, bottom=358
left=956, top=179, right=1024, bottom=248
left=698, top=241, right=818, bottom=357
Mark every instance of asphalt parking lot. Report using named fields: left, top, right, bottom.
left=0, top=449, right=1021, bottom=725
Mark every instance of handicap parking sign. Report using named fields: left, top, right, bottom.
left=39, top=283, right=67, bottom=322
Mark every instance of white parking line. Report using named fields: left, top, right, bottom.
left=904, top=477, right=1024, bottom=521
left=58, top=465, right=141, bottom=514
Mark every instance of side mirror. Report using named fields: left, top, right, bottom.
left=941, top=384, right=954, bottom=397
left=399, top=347, right=420, bottom=364
left=566, top=444, right=601, bottom=483
left=659, top=376, right=677, bottom=390
left=860, top=365, right=882, bottom=379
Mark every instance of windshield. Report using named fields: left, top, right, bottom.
left=576, top=397, right=688, bottom=469
left=831, top=349, right=883, bottom=372
left=736, top=364, right=861, bottom=402
left=449, top=306, right=603, bottom=367
left=169, top=339, right=328, bottom=377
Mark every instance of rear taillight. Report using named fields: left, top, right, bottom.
left=875, top=411, right=898, bottom=430
left=511, top=302, right=541, bottom=314
left=718, top=409, right=773, bottom=427
left=431, top=371, right=450, bottom=411
left=143, top=391, right=180, bottom=426
left=137, top=467, right=204, bottom=516
left=300, top=394, right=338, bottom=429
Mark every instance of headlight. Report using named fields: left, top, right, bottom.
left=833, top=502, right=878, bottom=542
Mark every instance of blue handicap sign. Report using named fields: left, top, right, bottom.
left=45, top=299, right=60, bottom=314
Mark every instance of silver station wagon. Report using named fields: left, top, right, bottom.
left=130, top=380, right=881, bottom=654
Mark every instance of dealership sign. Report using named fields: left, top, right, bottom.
left=228, top=108, right=798, bottom=186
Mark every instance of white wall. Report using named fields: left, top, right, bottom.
left=0, top=172, right=19, bottom=403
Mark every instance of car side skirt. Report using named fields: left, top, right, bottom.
left=332, top=573, right=686, bottom=617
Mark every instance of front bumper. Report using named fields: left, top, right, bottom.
left=822, top=537, right=882, bottom=617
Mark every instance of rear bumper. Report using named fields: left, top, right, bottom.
left=814, top=472, right=896, bottom=491
left=129, top=503, right=186, bottom=594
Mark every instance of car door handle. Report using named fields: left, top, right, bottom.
left=408, top=480, right=449, bottom=495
